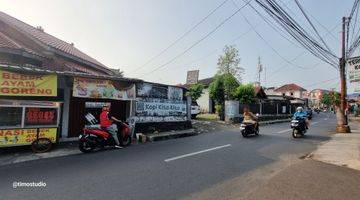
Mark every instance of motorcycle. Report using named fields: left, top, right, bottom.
left=290, top=117, right=307, bottom=138
left=78, top=113, right=132, bottom=153
left=240, top=123, right=259, bottom=137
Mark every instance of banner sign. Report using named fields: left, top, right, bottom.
left=347, top=57, right=360, bottom=83
left=25, top=107, right=58, bottom=126
left=0, top=128, right=57, bottom=147
left=0, top=70, right=57, bottom=96
left=349, top=81, right=360, bottom=94
left=136, top=99, right=187, bottom=117
left=136, top=83, right=168, bottom=99
left=168, top=86, right=183, bottom=100
left=73, top=77, right=135, bottom=100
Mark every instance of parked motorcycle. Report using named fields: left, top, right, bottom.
left=78, top=113, right=131, bottom=153
left=290, top=117, right=307, bottom=138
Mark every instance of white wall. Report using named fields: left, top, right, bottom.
left=197, top=88, right=211, bottom=113
left=59, top=76, right=71, bottom=138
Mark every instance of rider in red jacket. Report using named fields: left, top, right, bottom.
left=100, top=105, right=122, bottom=149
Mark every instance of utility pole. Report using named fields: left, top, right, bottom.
left=337, top=16, right=351, bottom=133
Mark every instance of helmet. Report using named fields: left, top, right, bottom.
left=296, top=107, right=303, bottom=112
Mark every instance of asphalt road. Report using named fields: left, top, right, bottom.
left=0, top=113, right=345, bottom=200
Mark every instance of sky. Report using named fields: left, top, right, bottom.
left=0, top=0, right=356, bottom=91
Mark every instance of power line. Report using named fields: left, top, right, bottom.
left=138, top=0, right=253, bottom=78
left=240, top=0, right=303, bottom=49
left=254, top=0, right=339, bottom=69
left=266, top=21, right=341, bottom=80
left=130, top=0, right=229, bottom=73
left=303, top=76, right=339, bottom=88
left=294, top=0, right=336, bottom=56
left=233, top=0, right=310, bottom=70
left=170, top=24, right=256, bottom=71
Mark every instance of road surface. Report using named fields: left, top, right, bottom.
left=1, top=113, right=356, bottom=200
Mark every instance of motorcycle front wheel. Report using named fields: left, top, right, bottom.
left=241, top=130, right=248, bottom=138
left=292, top=129, right=302, bottom=138
left=120, top=135, right=132, bottom=146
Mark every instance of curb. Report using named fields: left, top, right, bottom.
left=259, top=119, right=291, bottom=125
left=147, top=129, right=197, bottom=142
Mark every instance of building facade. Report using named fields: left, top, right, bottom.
left=0, top=11, right=191, bottom=148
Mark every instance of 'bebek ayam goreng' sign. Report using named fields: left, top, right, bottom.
left=0, top=70, right=57, bottom=96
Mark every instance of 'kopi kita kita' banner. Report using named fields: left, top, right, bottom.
left=0, top=70, right=57, bottom=96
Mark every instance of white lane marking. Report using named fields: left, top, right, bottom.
left=164, top=144, right=231, bottom=162
left=312, top=121, right=319, bottom=125
left=277, top=129, right=292, bottom=133
left=324, top=118, right=328, bottom=120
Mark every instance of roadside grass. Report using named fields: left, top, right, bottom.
left=196, top=113, right=219, bottom=121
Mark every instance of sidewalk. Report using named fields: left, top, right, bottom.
left=243, top=117, right=360, bottom=200
left=244, top=160, right=360, bottom=200
left=0, top=142, right=80, bottom=167
left=309, top=117, right=360, bottom=170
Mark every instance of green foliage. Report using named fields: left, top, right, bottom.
left=186, top=83, right=204, bottom=101
left=217, top=45, right=244, bottom=82
left=222, top=73, right=240, bottom=100
left=209, top=75, right=225, bottom=104
left=355, top=107, right=360, bottom=117
left=321, top=92, right=340, bottom=106
left=234, top=84, right=256, bottom=104
left=215, top=104, right=223, bottom=115
left=209, top=74, right=239, bottom=102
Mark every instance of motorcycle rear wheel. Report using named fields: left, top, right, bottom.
left=241, top=131, right=248, bottom=138
left=79, top=140, right=95, bottom=153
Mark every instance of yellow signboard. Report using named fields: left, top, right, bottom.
left=0, top=70, right=57, bottom=96
left=0, top=128, right=57, bottom=147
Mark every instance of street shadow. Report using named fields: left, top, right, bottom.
left=301, top=134, right=331, bottom=142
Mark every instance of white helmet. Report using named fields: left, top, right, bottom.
left=296, top=107, right=303, bottom=112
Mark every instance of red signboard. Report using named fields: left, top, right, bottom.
left=25, top=107, right=58, bottom=126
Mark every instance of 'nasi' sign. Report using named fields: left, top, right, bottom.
left=0, top=70, right=57, bottom=96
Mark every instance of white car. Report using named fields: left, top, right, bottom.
left=191, top=102, right=200, bottom=119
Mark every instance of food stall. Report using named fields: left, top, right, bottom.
left=0, top=69, right=60, bottom=151
left=0, top=100, right=60, bottom=147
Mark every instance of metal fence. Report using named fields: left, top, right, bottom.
left=238, top=101, right=303, bottom=116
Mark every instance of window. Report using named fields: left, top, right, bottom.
left=290, top=92, right=294, bottom=96
left=24, top=107, right=58, bottom=126
left=0, top=107, right=23, bottom=128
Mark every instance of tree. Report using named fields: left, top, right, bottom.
left=234, top=84, right=256, bottom=105
left=321, top=92, right=340, bottom=107
left=186, top=83, right=204, bottom=101
left=222, top=73, right=240, bottom=100
left=209, top=75, right=225, bottom=120
left=217, top=45, right=244, bottom=82
left=320, top=93, right=331, bottom=107
left=209, top=75, right=225, bottom=105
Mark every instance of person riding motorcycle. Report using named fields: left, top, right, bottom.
left=293, top=106, right=309, bottom=129
left=243, top=106, right=259, bottom=131
left=100, top=105, right=123, bottom=149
